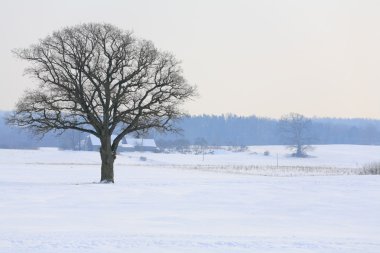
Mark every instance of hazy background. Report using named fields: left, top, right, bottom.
left=1, top=0, right=380, bottom=118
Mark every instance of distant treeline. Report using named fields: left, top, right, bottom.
left=1, top=112, right=380, bottom=149
left=153, top=115, right=380, bottom=147
left=0, top=112, right=84, bottom=150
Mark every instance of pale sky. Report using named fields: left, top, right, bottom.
left=1, top=0, right=380, bottom=118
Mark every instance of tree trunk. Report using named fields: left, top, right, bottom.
left=99, top=135, right=115, bottom=183
left=296, top=144, right=302, bottom=157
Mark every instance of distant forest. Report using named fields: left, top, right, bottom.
left=153, top=115, right=380, bottom=147
left=1, top=112, right=380, bottom=149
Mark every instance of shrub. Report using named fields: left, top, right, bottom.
left=361, top=162, right=380, bottom=175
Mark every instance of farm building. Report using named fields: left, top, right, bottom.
left=120, top=137, right=158, bottom=152
left=82, top=135, right=158, bottom=152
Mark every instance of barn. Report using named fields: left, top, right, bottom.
left=120, top=137, right=158, bottom=152
left=82, top=135, right=158, bottom=152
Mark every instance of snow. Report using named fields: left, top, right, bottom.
left=0, top=145, right=379, bottom=252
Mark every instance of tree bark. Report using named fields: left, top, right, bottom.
left=295, top=144, right=303, bottom=157
left=99, top=135, right=115, bottom=183
left=296, top=145, right=302, bottom=157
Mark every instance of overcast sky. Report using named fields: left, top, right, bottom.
left=1, top=0, right=380, bottom=118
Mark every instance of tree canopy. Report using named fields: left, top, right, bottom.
left=8, top=23, right=196, bottom=182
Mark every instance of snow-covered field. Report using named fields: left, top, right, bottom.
left=0, top=145, right=379, bottom=252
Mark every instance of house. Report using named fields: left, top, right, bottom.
left=82, top=134, right=118, bottom=151
left=120, top=137, right=158, bottom=152
left=82, top=134, right=158, bottom=152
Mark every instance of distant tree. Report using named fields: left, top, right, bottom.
left=58, top=130, right=84, bottom=150
left=194, top=137, right=207, bottom=149
left=174, top=138, right=190, bottom=152
left=194, top=137, right=208, bottom=160
left=155, top=139, right=170, bottom=149
left=7, top=23, right=196, bottom=183
left=279, top=113, right=312, bottom=157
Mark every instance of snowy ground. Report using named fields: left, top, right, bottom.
left=0, top=145, right=379, bottom=252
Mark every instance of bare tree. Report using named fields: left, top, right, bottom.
left=7, top=23, right=197, bottom=183
left=194, top=137, right=208, bottom=161
left=279, top=113, right=313, bottom=157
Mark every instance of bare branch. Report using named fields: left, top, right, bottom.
left=8, top=23, right=197, bottom=154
